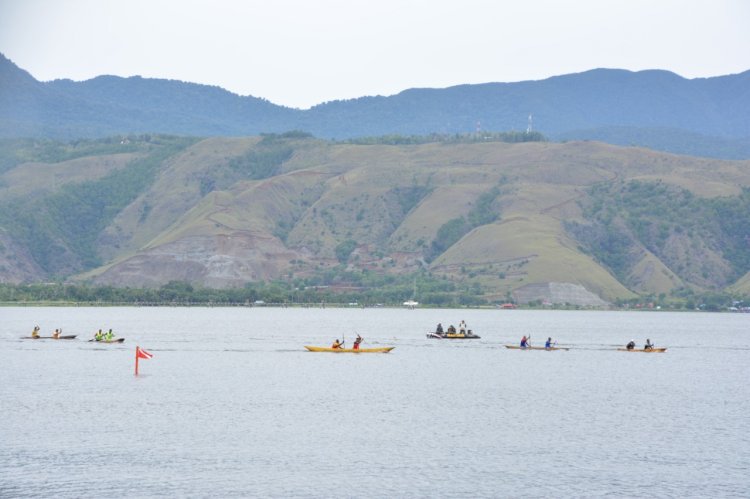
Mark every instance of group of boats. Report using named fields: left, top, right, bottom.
left=23, top=327, right=125, bottom=344
left=423, top=325, right=667, bottom=353
left=23, top=324, right=665, bottom=353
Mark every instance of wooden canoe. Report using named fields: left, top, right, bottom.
left=617, top=347, right=667, bottom=353
left=88, top=338, right=125, bottom=343
left=22, top=335, right=77, bottom=340
left=504, top=345, right=569, bottom=351
left=304, top=346, right=394, bottom=353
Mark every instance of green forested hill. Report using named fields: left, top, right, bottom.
left=2, top=133, right=750, bottom=306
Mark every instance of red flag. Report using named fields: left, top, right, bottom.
left=136, top=346, right=153, bottom=359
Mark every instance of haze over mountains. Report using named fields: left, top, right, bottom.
left=2, top=53, right=750, bottom=306
left=1, top=53, right=749, bottom=159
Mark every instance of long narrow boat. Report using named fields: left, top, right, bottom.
left=426, top=332, right=481, bottom=339
left=617, top=347, right=667, bottom=353
left=304, top=346, right=394, bottom=353
left=88, top=338, right=125, bottom=343
left=504, top=345, right=569, bottom=351
left=22, top=335, right=77, bottom=340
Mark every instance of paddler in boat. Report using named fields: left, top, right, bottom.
left=459, top=320, right=467, bottom=334
left=31, top=326, right=40, bottom=338
left=520, top=335, right=530, bottom=348
left=331, top=338, right=344, bottom=349
left=106, top=329, right=114, bottom=341
left=447, top=325, right=456, bottom=334
left=94, top=329, right=103, bottom=341
left=353, top=334, right=363, bottom=350
left=626, top=340, right=636, bottom=350
left=436, top=323, right=444, bottom=334
left=644, top=339, right=654, bottom=350
left=545, top=337, right=553, bottom=349
left=52, top=329, right=60, bottom=339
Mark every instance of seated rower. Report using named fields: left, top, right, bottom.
left=545, top=337, right=553, bottom=349
left=644, top=339, right=654, bottom=350
left=95, top=329, right=103, bottom=341
left=106, top=329, right=114, bottom=340
left=520, top=335, right=530, bottom=348
left=447, top=325, right=456, bottom=334
left=626, top=340, right=636, bottom=350
left=353, top=334, right=363, bottom=350
left=52, top=329, right=60, bottom=339
left=436, top=323, right=444, bottom=334
left=331, top=339, right=344, bottom=349
left=31, top=326, right=40, bottom=338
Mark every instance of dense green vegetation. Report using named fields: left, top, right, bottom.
left=0, top=270, right=490, bottom=307
left=228, top=132, right=303, bottom=180
left=2, top=277, right=745, bottom=310
left=0, top=135, right=197, bottom=274
left=570, top=180, right=750, bottom=286
left=428, top=186, right=502, bottom=261
left=0, top=136, right=144, bottom=175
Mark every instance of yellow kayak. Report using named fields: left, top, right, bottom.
left=304, top=346, right=395, bottom=353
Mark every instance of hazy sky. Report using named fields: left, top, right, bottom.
left=1, top=0, right=748, bottom=109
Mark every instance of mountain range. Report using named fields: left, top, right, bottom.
left=2, top=133, right=750, bottom=306
left=1, top=53, right=749, bottom=159
left=2, top=54, right=750, bottom=306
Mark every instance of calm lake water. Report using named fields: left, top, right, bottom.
left=1, top=307, right=748, bottom=498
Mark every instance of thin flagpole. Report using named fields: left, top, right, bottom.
left=135, top=346, right=139, bottom=376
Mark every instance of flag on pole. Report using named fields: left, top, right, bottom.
left=136, top=346, right=153, bottom=359
left=135, top=346, right=153, bottom=375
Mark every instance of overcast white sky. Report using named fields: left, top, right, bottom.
left=1, top=0, right=748, bottom=109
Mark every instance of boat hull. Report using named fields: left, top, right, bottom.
left=22, top=335, right=77, bottom=340
left=426, top=332, right=481, bottom=339
left=617, top=347, right=667, bottom=352
left=88, top=338, right=125, bottom=343
left=504, top=345, right=569, bottom=351
left=304, top=346, right=394, bottom=353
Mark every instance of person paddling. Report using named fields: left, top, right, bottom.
left=353, top=334, right=363, bottom=350
left=94, top=329, right=103, bottom=341
left=106, top=329, right=114, bottom=341
left=31, top=326, right=40, bottom=338
left=626, top=340, right=636, bottom=350
left=545, top=337, right=553, bottom=349
left=520, top=335, right=530, bottom=348
left=52, top=329, right=60, bottom=339
left=331, top=338, right=344, bottom=349
left=644, top=339, right=654, bottom=350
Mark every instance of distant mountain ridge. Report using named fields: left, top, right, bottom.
left=1, top=53, right=749, bottom=158
left=2, top=134, right=750, bottom=306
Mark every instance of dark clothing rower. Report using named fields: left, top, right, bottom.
left=626, top=340, right=636, bottom=350
left=436, top=323, right=444, bottom=334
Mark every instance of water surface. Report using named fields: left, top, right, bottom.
left=1, top=307, right=748, bottom=497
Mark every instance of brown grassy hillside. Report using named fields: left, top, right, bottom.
left=3, top=135, right=750, bottom=304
